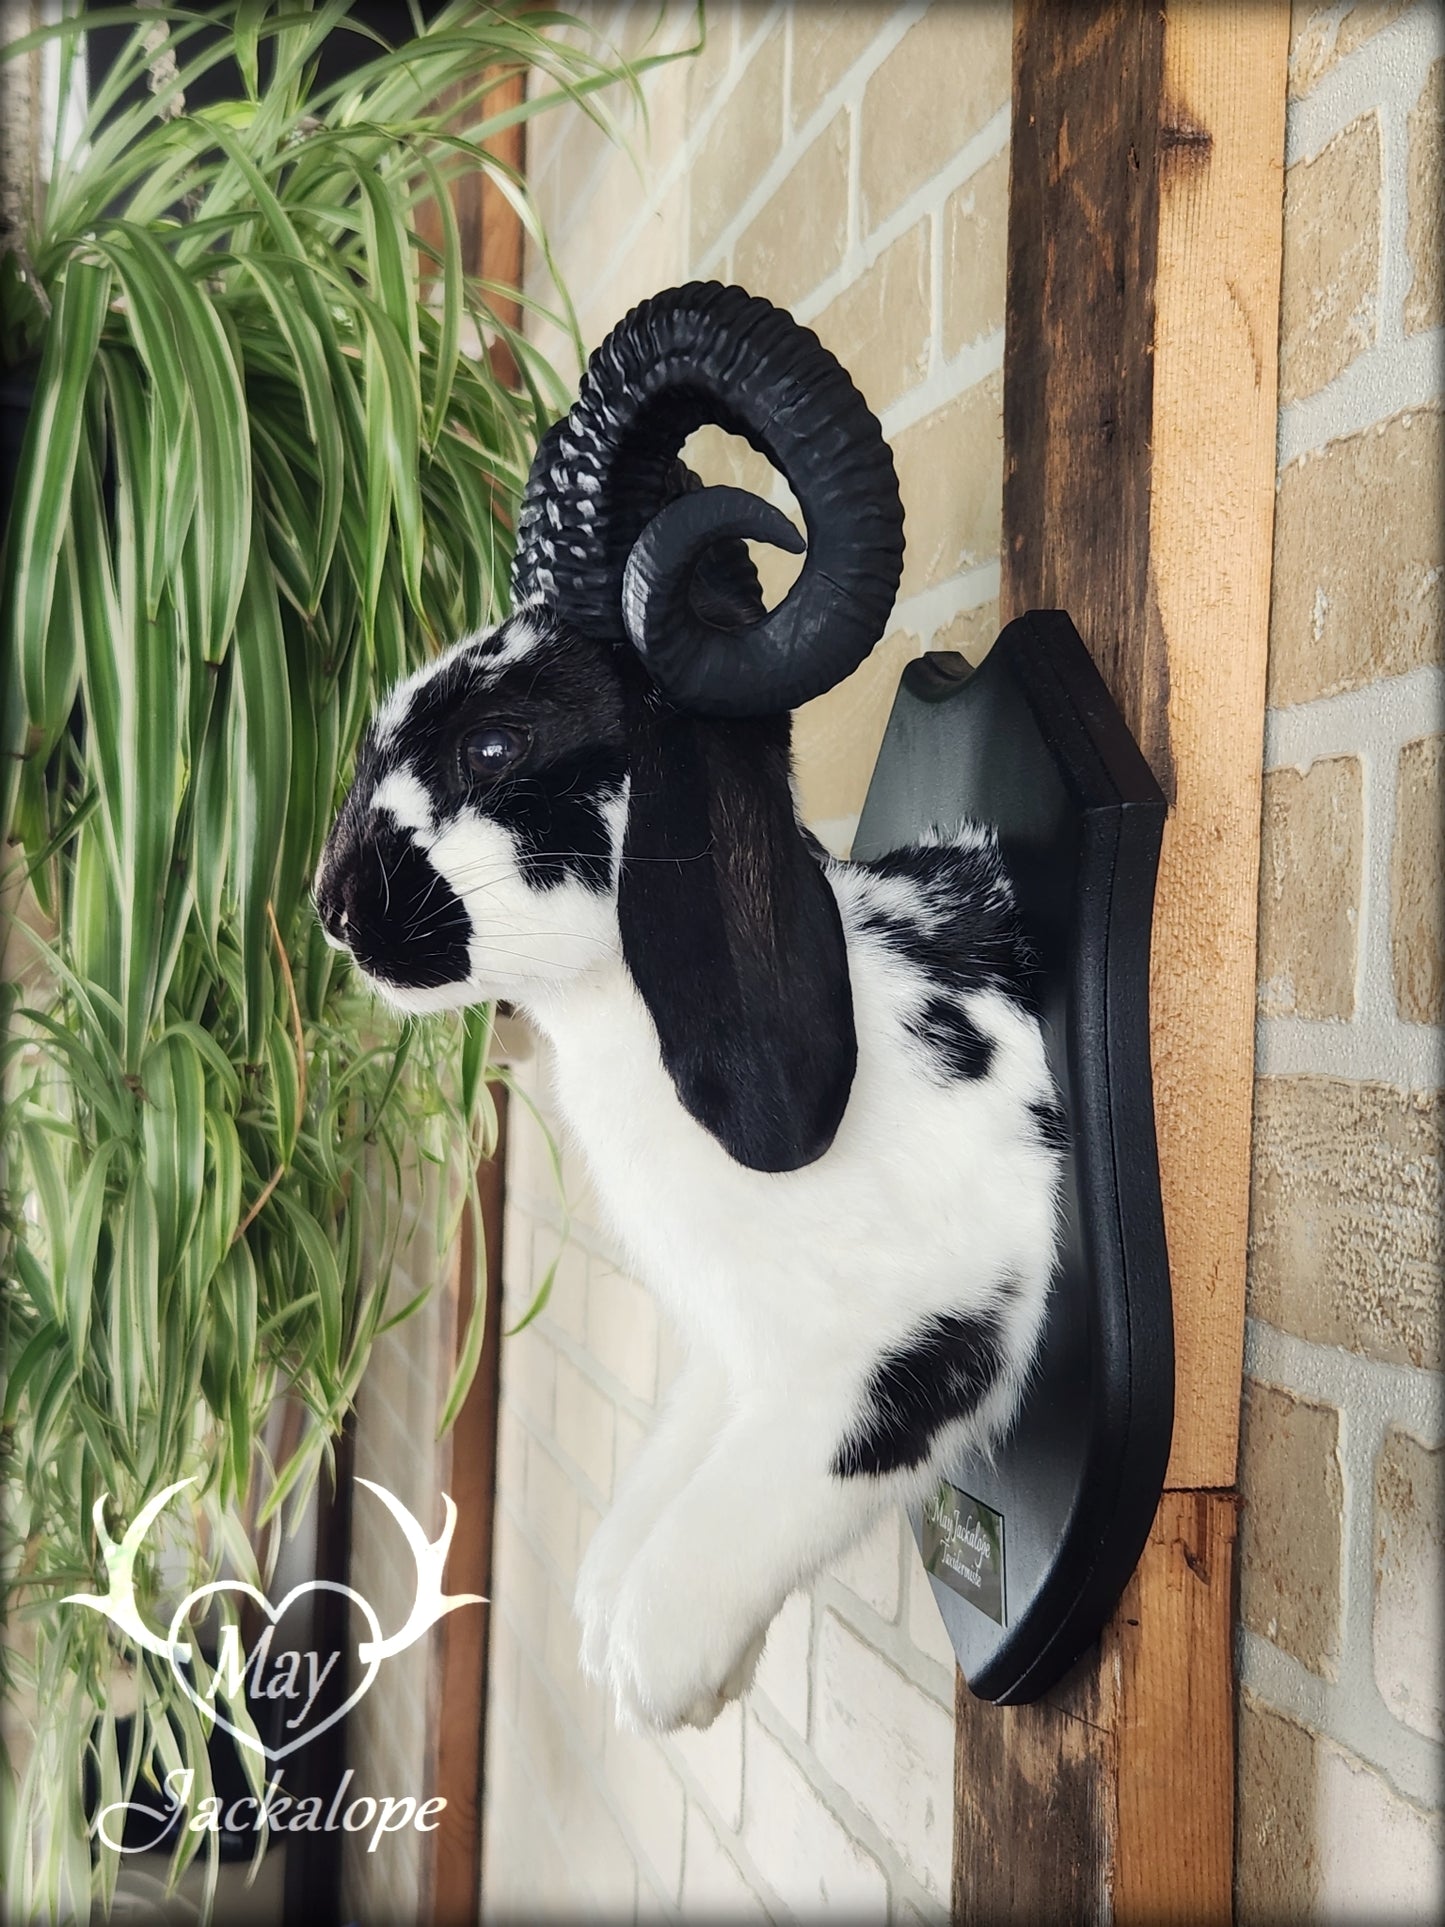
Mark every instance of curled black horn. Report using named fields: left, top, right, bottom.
left=510, top=283, right=905, bottom=717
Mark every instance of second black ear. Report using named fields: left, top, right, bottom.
left=617, top=705, right=858, bottom=1173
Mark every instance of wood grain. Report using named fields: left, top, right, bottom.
left=960, top=2, right=1287, bottom=1917
left=1145, top=1, right=1287, bottom=1490
left=430, top=1093, right=509, bottom=1927
left=954, top=1491, right=1238, bottom=1924
left=1004, top=0, right=1286, bottom=1492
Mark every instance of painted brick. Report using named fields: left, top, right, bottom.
left=688, top=20, right=784, bottom=264
left=1268, top=406, right=1442, bottom=705
left=655, top=1310, right=690, bottom=1404
left=1238, top=1379, right=1343, bottom=1676
left=732, top=110, right=850, bottom=311
left=742, top=1709, right=889, bottom=1916
left=795, top=624, right=926, bottom=829
left=813, top=1611, right=955, bottom=1898
left=686, top=0, right=742, bottom=124
left=614, top=1403, right=649, bottom=1492
left=682, top=1800, right=770, bottom=1921
left=1313, top=1733, right=1445, bottom=1917
left=813, top=220, right=932, bottom=416
left=525, top=1440, right=580, bottom=1582
left=539, top=1231, right=587, bottom=1344
left=858, top=4, right=1010, bottom=235
left=604, top=1718, right=687, bottom=1903
left=516, top=1642, right=580, bottom=1824
left=1373, top=1426, right=1444, bottom=1741
left=1248, top=1077, right=1443, bottom=1371
left=891, top=374, right=1005, bottom=599
left=495, top=1402, right=527, bottom=1499
left=789, top=3, right=887, bottom=128
left=503, top=1321, right=555, bottom=1433
left=668, top=1696, right=744, bottom=1832
left=562, top=1750, right=640, bottom=1917
left=1257, top=756, right=1363, bottom=1019
left=931, top=600, right=999, bottom=663
left=942, top=147, right=1008, bottom=353
left=544, top=1578, right=608, bottom=1758
left=751, top=1588, right=812, bottom=1736
left=1288, top=1, right=1415, bottom=99
left=1405, top=57, right=1443, bottom=334
left=501, top=1201, right=534, bottom=1310
left=1236, top=1693, right=1318, bottom=1923
left=554, top=1351, right=617, bottom=1501
left=492, top=1503, right=550, bottom=1642
left=827, top=1510, right=902, bottom=1621
left=905, top=1559, right=959, bottom=1686
left=1280, top=111, right=1382, bottom=402
left=1392, top=735, right=1444, bottom=1024
left=586, top=1262, right=659, bottom=1403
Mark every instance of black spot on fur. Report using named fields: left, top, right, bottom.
left=1029, top=1097, right=1069, bottom=1151
left=860, top=840, right=1036, bottom=1009
left=486, top=745, right=627, bottom=890
left=832, top=1308, right=1009, bottom=1478
left=856, top=837, right=1035, bottom=1084
left=907, top=994, right=995, bottom=1080
left=352, top=620, right=631, bottom=894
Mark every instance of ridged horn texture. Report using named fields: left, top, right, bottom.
left=510, top=282, right=905, bottom=717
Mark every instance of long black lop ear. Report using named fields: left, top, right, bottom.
left=618, top=702, right=856, bottom=1173
left=510, top=283, right=903, bottom=1169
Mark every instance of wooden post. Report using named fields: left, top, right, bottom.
left=953, top=4, right=1287, bottom=1919
left=429, top=1091, right=509, bottom=1927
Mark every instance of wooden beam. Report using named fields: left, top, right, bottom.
left=957, top=3, right=1286, bottom=1918
left=429, top=1092, right=509, bottom=1927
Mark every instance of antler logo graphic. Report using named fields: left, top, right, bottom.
left=65, top=1477, right=483, bottom=1759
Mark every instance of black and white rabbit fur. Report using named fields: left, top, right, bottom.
left=317, top=286, right=1063, bottom=1731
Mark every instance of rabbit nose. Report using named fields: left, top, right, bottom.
left=315, top=869, right=352, bottom=945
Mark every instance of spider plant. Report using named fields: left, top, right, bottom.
left=0, top=2, right=692, bottom=1914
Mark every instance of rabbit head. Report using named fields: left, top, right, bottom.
left=316, top=283, right=905, bottom=1170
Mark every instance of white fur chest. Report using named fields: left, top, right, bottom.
left=524, top=892, right=1059, bottom=1391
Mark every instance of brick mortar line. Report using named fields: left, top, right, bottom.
left=1332, top=1376, right=1430, bottom=1780
left=1277, top=328, right=1442, bottom=465
left=746, top=1688, right=942, bottom=1912
left=534, top=1300, right=660, bottom=1435
left=544, top=0, right=789, bottom=284
left=1284, top=2, right=1443, bottom=169
left=484, top=1693, right=625, bottom=1915
left=1263, top=663, right=1445, bottom=767
left=1254, top=1010, right=1443, bottom=1088
left=811, top=1568, right=955, bottom=1715
left=1244, top=1317, right=1445, bottom=1443
left=1237, top=1625, right=1444, bottom=1814
left=502, top=1374, right=958, bottom=1905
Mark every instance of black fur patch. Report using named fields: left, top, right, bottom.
left=907, top=993, right=995, bottom=1081
left=832, top=1308, right=1009, bottom=1479
left=358, top=621, right=631, bottom=895
left=336, top=832, right=473, bottom=990
left=1028, top=1097, right=1070, bottom=1151
left=485, top=745, right=627, bottom=891
left=858, top=838, right=1034, bottom=1085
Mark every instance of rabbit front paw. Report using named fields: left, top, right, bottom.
left=602, top=1543, right=770, bottom=1732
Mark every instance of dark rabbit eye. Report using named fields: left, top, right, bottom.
left=462, top=725, right=529, bottom=780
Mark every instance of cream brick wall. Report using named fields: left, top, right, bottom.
left=481, top=19, right=1010, bottom=1914
left=1238, top=5, right=1444, bottom=1920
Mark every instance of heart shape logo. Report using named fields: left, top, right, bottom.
left=167, top=1580, right=382, bottom=1762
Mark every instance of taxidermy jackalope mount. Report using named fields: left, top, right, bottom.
left=317, top=283, right=1064, bottom=1730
